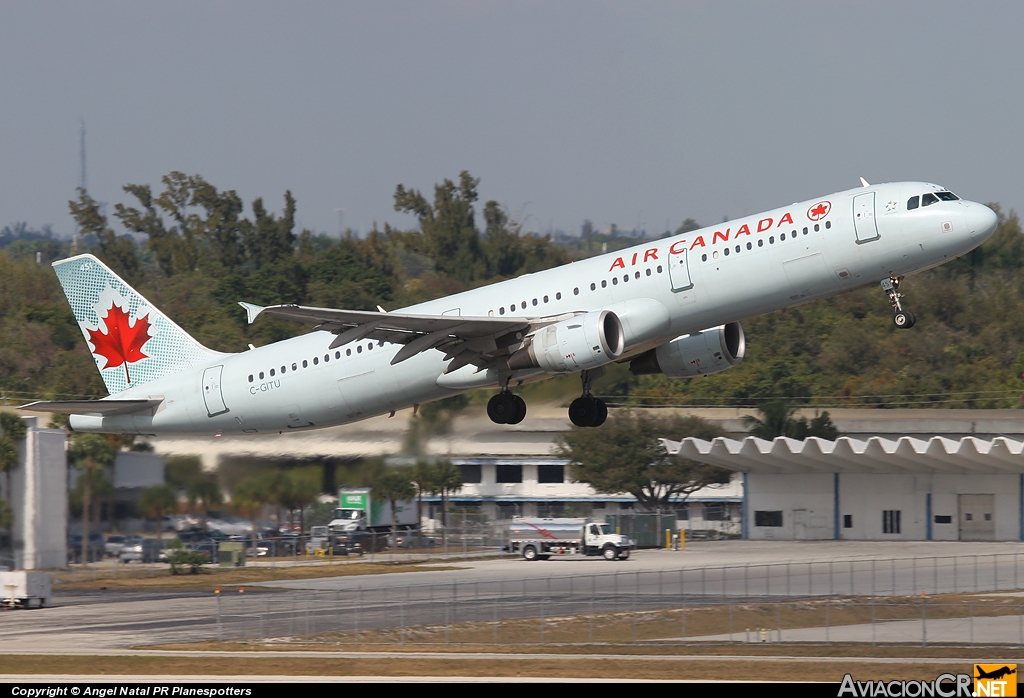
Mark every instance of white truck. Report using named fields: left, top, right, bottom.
left=508, top=517, right=633, bottom=561
left=0, top=571, right=51, bottom=608
left=328, top=488, right=417, bottom=533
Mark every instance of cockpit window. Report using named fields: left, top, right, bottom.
left=907, top=196, right=919, bottom=210
left=936, top=191, right=959, bottom=201
left=921, top=193, right=939, bottom=207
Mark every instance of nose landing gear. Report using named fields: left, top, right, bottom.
left=882, top=275, right=916, bottom=329
left=568, top=369, right=608, bottom=428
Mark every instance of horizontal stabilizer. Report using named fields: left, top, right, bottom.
left=238, top=302, right=266, bottom=324
left=18, top=399, right=163, bottom=416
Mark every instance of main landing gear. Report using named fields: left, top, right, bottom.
left=487, top=389, right=527, bottom=425
left=882, top=275, right=916, bottom=329
left=568, top=369, right=608, bottom=428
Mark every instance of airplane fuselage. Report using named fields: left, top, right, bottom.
left=68, top=181, right=998, bottom=435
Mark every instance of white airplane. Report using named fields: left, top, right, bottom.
left=22, top=181, right=998, bottom=434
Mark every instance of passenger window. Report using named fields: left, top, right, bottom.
left=803, top=227, right=808, bottom=234
left=367, top=343, right=373, bottom=350
left=735, top=245, right=740, bottom=253
left=259, top=371, right=264, bottom=379
left=346, top=349, right=351, bottom=356
left=701, top=254, right=707, bottom=262
left=248, top=374, right=253, bottom=383
left=499, top=307, right=505, bottom=315
left=281, top=365, right=287, bottom=373
left=922, top=193, right=938, bottom=206
left=532, top=298, right=538, bottom=305
left=758, top=239, right=763, bottom=247
left=324, top=354, right=329, bottom=362
left=270, top=368, right=275, bottom=376
left=521, top=301, right=527, bottom=309
left=357, top=346, right=362, bottom=354
left=543, top=295, right=549, bottom=303
left=590, top=283, right=595, bottom=291
left=657, top=265, right=663, bottom=273
left=313, top=357, right=319, bottom=365
left=622, top=275, right=628, bottom=283
left=556, top=292, right=562, bottom=300
left=746, top=242, right=752, bottom=250
left=646, top=268, right=651, bottom=276
left=509, top=305, right=515, bottom=313
left=814, top=224, right=820, bottom=232
left=769, top=236, right=775, bottom=244
left=292, top=363, right=297, bottom=371
left=825, top=221, right=831, bottom=229
left=302, top=360, right=308, bottom=368
left=635, top=271, right=640, bottom=279
left=601, top=280, right=607, bottom=288
left=334, top=352, right=340, bottom=359
left=724, top=248, right=730, bottom=256
left=574, top=287, right=580, bottom=295
left=907, top=196, right=919, bottom=210
left=612, top=277, right=618, bottom=285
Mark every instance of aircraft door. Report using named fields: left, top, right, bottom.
left=201, top=365, right=229, bottom=417
left=668, top=249, right=694, bottom=291
left=853, top=193, right=880, bottom=243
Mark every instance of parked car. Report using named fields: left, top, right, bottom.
left=104, top=535, right=127, bottom=557
left=119, top=538, right=164, bottom=563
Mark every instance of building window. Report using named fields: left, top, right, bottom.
left=673, top=503, right=689, bottom=521
left=754, top=510, right=783, bottom=527
left=703, top=503, right=726, bottom=521
left=537, top=465, right=564, bottom=483
left=458, top=464, right=482, bottom=484
left=495, top=465, right=522, bottom=483
left=934, top=515, right=952, bottom=524
left=843, top=514, right=853, bottom=529
left=883, top=510, right=901, bottom=534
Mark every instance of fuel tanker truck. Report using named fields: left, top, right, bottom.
left=508, top=517, right=633, bottom=561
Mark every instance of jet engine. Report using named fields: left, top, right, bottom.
left=629, top=322, right=745, bottom=377
left=508, top=310, right=625, bottom=373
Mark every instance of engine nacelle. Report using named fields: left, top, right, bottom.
left=629, top=322, right=745, bottom=377
left=508, top=310, right=625, bottom=373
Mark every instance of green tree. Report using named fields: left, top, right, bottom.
left=284, top=467, right=322, bottom=535
left=394, top=171, right=486, bottom=283
left=744, top=399, right=840, bottom=440
left=231, top=476, right=270, bottom=562
left=68, top=188, right=141, bottom=283
left=185, top=475, right=222, bottom=532
left=410, top=460, right=437, bottom=544
left=0, top=438, right=17, bottom=567
left=67, top=434, right=115, bottom=565
left=431, top=460, right=463, bottom=540
left=138, top=484, right=177, bottom=542
left=558, top=412, right=730, bottom=511
left=373, top=467, right=416, bottom=549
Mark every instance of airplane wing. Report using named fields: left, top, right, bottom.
left=240, top=302, right=560, bottom=372
left=19, top=399, right=163, bottom=416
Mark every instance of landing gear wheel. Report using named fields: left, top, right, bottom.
left=506, top=395, right=527, bottom=425
left=487, top=392, right=518, bottom=424
left=569, top=396, right=599, bottom=427
left=602, top=545, right=618, bottom=561
left=893, top=310, right=916, bottom=329
left=592, top=399, right=608, bottom=427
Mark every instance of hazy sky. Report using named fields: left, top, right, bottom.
left=2, top=1, right=1022, bottom=238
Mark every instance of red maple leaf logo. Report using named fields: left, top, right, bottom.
left=807, top=201, right=831, bottom=221
left=87, top=303, right=152, bottom=384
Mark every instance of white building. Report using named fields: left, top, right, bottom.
left=668, top=436, right=1024, bottom=542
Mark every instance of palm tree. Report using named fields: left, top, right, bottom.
left=185, top=475, right=222, bottom=533
left=286, top=467, right=322, bottom=536
left=432, top=460, right=463, bottom=544
left=138, top=484, right=177, bottom=542
left=68, top=434, right=115, bottom=565
left=411, top=460, right=437, bottom=545
left=373, top=467, right=416, bottom=549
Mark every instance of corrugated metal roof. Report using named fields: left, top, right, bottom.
left=662, top=436, right=1024, bottom=475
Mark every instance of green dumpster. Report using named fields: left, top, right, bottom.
left=218, top=541, right=245, bottom=568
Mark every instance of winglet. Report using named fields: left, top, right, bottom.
left=238, top=302, right=265, bottom=325
left=859, top=177, right=870, bottom=187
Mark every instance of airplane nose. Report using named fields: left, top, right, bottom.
left=965, top=202, right=998, bottom=241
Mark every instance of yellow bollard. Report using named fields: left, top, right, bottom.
left=680, top=529, right=686, bottom=550
left=665, top=529, right=671, bottom=550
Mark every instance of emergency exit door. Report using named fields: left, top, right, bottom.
left=958, top=494, right=995, bottom=541
left=853, top=193, right=880, bottom=243
left=668, top=248, right=694, bottom=291
left=202, top=365, right=229, bottom=417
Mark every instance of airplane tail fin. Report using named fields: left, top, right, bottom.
left=52, top=254, right=224, bottom=395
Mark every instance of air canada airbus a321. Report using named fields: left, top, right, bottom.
left=22, top=181, right=998, bottom=434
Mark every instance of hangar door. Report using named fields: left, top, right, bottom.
left=958, top=494, right=995, bottom=541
